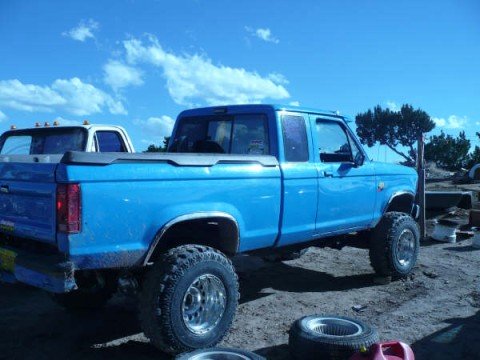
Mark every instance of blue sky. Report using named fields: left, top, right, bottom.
left=0, top=0, right=479, bottom=160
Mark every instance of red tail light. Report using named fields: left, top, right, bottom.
left=56, top=184, right=81, bottom=233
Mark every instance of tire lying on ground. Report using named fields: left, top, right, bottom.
left=139, top=245, right=239, bottom=354
left=176, top=347, right=266, bottom=360
left=289, top=315, right=379, bottom=360
left=369, top=211, right=420, bottom=278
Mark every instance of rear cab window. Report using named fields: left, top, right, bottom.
left=169, top=114, right=270, bottom=155
left=0, top=128, right=87, bottom=155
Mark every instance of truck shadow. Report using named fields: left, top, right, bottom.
left=237, top=257, right=375, bottom=304
left=0, top=258, right=376, bottom=360
left=0, top=284, right=169, bottom=360
left=412, top=311, right=480, bottom=360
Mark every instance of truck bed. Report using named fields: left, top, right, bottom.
left=1, top=151, right=282, bottom=271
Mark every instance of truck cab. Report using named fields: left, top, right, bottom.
left=0, top=122, right=134, bottom=155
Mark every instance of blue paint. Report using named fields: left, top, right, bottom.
left=14, top=265, right=77, bottom=293
left=0, top=104, right=417, bottom=293
left=0, top=265, right=76, bottom=293
left=0, top=271, right=17, bottom=284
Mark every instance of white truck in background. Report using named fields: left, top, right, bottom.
left=0, top=121, right=135, bottom=155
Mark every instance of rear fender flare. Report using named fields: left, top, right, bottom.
left=142, top=211, right=240, bottom=265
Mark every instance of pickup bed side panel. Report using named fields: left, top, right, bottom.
left=56, top=162, right=281, bottom=269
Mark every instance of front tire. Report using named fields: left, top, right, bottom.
left=139, top=245, right=239, bottom=355
left=369, top=212, right=420, bottom=277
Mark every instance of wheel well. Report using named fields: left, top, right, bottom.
left=385, top=193, right=415, bottom=214
left=146, top=216, right=239, bottom=263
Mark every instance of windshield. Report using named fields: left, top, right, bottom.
left=169, top=114, right=269, bottom=155
left=0, top=128, right=88, bottom=155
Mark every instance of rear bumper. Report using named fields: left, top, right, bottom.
left=0, top=246, right=77, bottom=293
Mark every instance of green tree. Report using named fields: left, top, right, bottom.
left=467, top=132, right=480, bottom=168
left=424, top=131, right=471, bottom=171
left=144, top=136, right=171, bottom=153
left=355, top=104, right=435, bottom=164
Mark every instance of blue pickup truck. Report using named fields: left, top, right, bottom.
left=0, top=104, right=419, bottom=354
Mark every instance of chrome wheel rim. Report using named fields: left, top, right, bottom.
left=306, top=317, right=362, bottom=337
left=188, top=351, right=250, bottom=360
left=397, top=229, right=416, bottom=267
left=182, top=274, right=226, bottom=335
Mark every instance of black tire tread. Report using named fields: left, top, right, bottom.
left=139, top=245, right=239, bottom=354
left=289, top=315, right=379, bottom=360
left=369, top=211, right=419, bottom=277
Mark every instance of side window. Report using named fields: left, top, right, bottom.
left=0, top=136, right=32, bottom=154
left=281, top=115, right=309, bottom=162
left=346, top=130, right=362, bottom=163
left=316, top=121, right=352, bottom=163
left=96, top=131, right=127, bottom=152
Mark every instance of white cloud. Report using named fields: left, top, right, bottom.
left=0, top=78, right=126, bottom=116
left=51, top=78, right=126, bottom=115
left=0, top=79, right=65, bottom=112
left=245, top=27, right=279, bottom=44
left=52, top=116, right=82, bottom=126
left=137, top=115, right=175, bottom=143
left=432, top=115, right=468, bottom=129
left=62, top=19, right=98, bottom=42
left=267, top=72, right=289, bottom=85
left=385, top=101, right=399, bottom=111
left=103, top=60, right=144, bottom=91
left=433, top=117, right=446, bottom=127
left=0, top=110, right=6, bottom=121
left=123, top=36, right=289, bottom=106
left=289, top=101, right=300, bottom=106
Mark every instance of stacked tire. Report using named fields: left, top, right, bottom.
left=289, top=315, right=379, bottom=360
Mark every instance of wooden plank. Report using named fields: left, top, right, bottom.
left=417, top=134, right=426, bottom=240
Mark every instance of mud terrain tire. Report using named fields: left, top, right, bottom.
left=289, top=315, right=379, bottom=360
left=369, top=212, right=420, bottom=277
left=139, top=245, right=239, bottom=355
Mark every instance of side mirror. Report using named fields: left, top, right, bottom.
left=353, top=152, right=365, bottom=167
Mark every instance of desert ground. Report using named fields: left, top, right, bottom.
left=1, top=182, right=479, bottom=360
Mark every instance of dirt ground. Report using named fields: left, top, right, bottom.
left=1, top=183, right=480, bottom=360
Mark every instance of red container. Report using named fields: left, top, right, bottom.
left=349, top=341, right=415, bottom=360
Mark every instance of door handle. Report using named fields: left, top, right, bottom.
left=0, top=185, right=9, bottom=194
left=323, top=171, right=333, bottom=177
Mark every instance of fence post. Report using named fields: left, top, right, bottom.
left=417, top=134, right=426, bottom=240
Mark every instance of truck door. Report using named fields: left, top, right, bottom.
left=275, top=112, right=318, bottom=247
left=310, top=116, right=376, bottom=235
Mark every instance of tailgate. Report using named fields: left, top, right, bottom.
left=0, top=162, right=58, bottom=244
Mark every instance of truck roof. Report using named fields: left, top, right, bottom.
left=177, top=104, right=351, bottom=121
left=6, top=123, right=127, bottom=132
